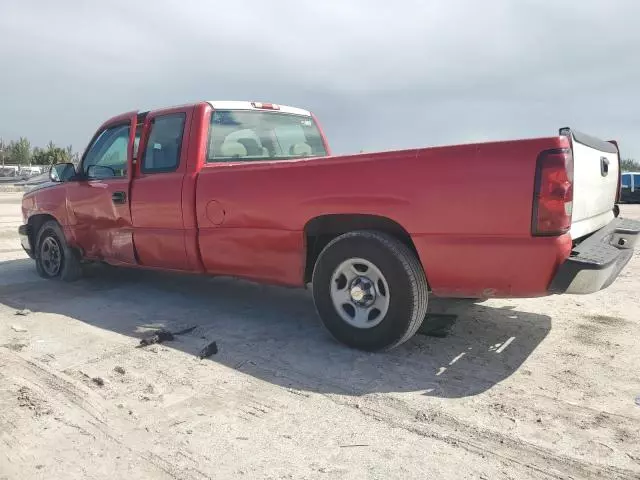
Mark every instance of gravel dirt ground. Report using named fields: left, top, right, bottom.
left=0, top=190, right=639, bottom=479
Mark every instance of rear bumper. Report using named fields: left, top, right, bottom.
left=549, top=217, right=640, bottom=294
left=18, top=224, right=34, bottom=259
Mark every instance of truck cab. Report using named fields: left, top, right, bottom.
left=21, top=101, right=330, bottom=272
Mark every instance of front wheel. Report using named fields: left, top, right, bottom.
left=312, top=230, right=428, bottom=351
left=35, top=220, right=82, bottom=281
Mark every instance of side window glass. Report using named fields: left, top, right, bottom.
left=633, top=175, right=640, bottom=191
left=142, top=113, right=186, bottom=173
left=83, top=124, right=130, bottom=178
left=621, top=174, right=631, bottom=188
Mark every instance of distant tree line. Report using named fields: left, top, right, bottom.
left=621, top=158, right=640, bottom=172
left=0, top=137, right=79, bottom=168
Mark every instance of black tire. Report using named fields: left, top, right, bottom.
left=311, top=230, right=428, bottom=351
left=35, top=220, right=83, bottom=281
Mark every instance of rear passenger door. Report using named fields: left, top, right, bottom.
left=130, top=107, right=192, bottom=270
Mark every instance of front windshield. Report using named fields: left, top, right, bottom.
left=207, top=109, right=327, bottom=162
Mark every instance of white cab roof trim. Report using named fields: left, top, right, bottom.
left=206, top=101, right=311, bottom=117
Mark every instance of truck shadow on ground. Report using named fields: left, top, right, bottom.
left=0, top=259, right=551, bottom=398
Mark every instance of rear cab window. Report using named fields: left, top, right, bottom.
left=207, top=110, right=327, bottom=163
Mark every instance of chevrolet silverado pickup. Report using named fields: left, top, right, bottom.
left=19, top=101, right=640, bottom=351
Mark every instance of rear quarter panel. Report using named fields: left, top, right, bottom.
left=196, top=135, right=571, bottom=296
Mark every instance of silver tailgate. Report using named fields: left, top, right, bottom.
left=566, top=129, right=620, bottom=240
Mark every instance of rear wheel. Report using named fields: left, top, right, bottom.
left=35, top=220, right=82, bottom=281
left=312, top=230, right=428, bottom=351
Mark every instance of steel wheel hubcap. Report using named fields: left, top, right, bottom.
left=41, top=236, right=62, bottom=276
left=330, top=258, right=390, bottom=329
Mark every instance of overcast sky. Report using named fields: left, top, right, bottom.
left=1, top=0, right=638, bottom=158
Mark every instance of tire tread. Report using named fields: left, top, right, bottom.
left=35, top=220, right=83, bottom=282
left=313, top=230, right=428, bottom=350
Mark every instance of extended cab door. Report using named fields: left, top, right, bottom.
left=130, top=106, right=192, bottom=270
left=66, top=112, right=138, bottom=264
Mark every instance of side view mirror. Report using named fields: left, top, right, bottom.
left=49, top=163, right=76, bottom=183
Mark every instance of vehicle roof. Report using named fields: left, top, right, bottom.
left=622, top=171, right=640, bottom=175
left=206, top=101, right=311, bottom=117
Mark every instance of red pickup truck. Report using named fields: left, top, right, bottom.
left=19, top=101, right=640, bottom=351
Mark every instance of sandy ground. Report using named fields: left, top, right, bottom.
left=0, top=190, right=638, bottom=480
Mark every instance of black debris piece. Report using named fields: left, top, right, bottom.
left=138, top=329, right=174, bottom=348
left=113, top=366, right=126, bottom=375
left=136, top=325, right=198, bottom=348
left=198, top=341, right=218, bottom=359
left=92, top=377, right=105, bottom=387
left=15, top=309, right=31, bottom=316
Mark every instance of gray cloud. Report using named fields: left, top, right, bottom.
left=1, top=0, right=639, bottom=158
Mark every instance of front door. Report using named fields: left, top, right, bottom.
left=67, top=112, right=137, bottom=264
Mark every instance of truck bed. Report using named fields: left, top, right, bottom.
left=194, top=136, right=573, bottom=296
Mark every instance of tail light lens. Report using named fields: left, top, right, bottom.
left=532, top=148, right=574, bottom=236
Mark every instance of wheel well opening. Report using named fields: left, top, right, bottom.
left=27, top=214, right=57, bottom=246
left=303, top=214, right=419, bottom=284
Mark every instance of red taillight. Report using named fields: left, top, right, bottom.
left=251, top=102, right=280, bottom=110
left=532, top=148, right=574, bottom=236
